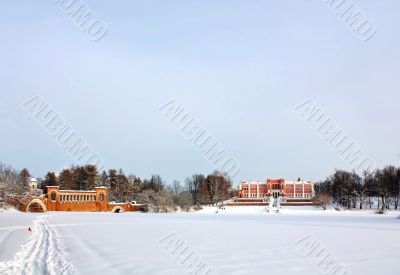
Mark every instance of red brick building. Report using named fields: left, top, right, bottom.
left=238, top=178, right=314, bottom=199
left=24, top=186, right=145, bottom=213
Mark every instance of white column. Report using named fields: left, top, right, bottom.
left=311, top=182, right=315, bottom=197
left=257, top=184, right=259, bottom=198
left=248, top=184, right=250, bottom=198
left=293, top=183, right=295, bottom=197
left=302, top=181, right=305, bottom=198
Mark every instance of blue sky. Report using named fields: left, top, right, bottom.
left=1, top=0, right=399, bottom=185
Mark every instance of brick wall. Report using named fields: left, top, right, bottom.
left=24, top=186, right=145, bottom=213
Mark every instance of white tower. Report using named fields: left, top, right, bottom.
left=29, top=178, right=38, bottom=192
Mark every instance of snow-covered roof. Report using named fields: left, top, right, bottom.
left=29, top=178, right=38, bottom=182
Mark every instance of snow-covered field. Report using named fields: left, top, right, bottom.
left=1, top=207, right=400, bottom=275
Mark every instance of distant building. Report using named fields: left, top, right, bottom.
left=29, top=178, right=38, bottom=192
left=238, top=178, right=314, bottom=199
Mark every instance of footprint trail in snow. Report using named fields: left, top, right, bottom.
left=0, top=217, right=73, bottom=275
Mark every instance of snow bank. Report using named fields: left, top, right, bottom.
left=0, top=204, right=17, bottom=213
left=198, top=205, right=400, bottom=216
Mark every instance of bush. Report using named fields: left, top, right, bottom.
left=193, top=205, right=203, bottom=211
left=312, top=194, right=333, bottom=210
left=136, top=189, right=176, bottom=213
left=0, top=202, right=16, bottom=212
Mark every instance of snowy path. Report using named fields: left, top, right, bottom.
left=0, top=216, right=73, bottom=275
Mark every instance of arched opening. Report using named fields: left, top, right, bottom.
left=51, top=192, right=56, bottom=202
left=26, top=199, right=47, bottom=213
left=112, top=206, right=124, bottom=213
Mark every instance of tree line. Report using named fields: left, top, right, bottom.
left=0, top=161, right=232, bottom=212
left=314, top=166, right=400, bottom=211
left=4, top=160, right=400, bottom=212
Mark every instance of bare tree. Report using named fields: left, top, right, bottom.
left=17, top=168, right=30, bottom=196
left=185, top=174, right=205, bottom=205
left=376, top=167, right=394, bottom=210
left=363, top=170, right=377, bottom=209
left=170, top=180, right=183, bottom=197
left=205, top=171, right=232, bottom=205
left=128, top=174, right=142, bottom=200
left=178, top=191, right=193, bottom=212
left=392, top=167, right=400, bottom=210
